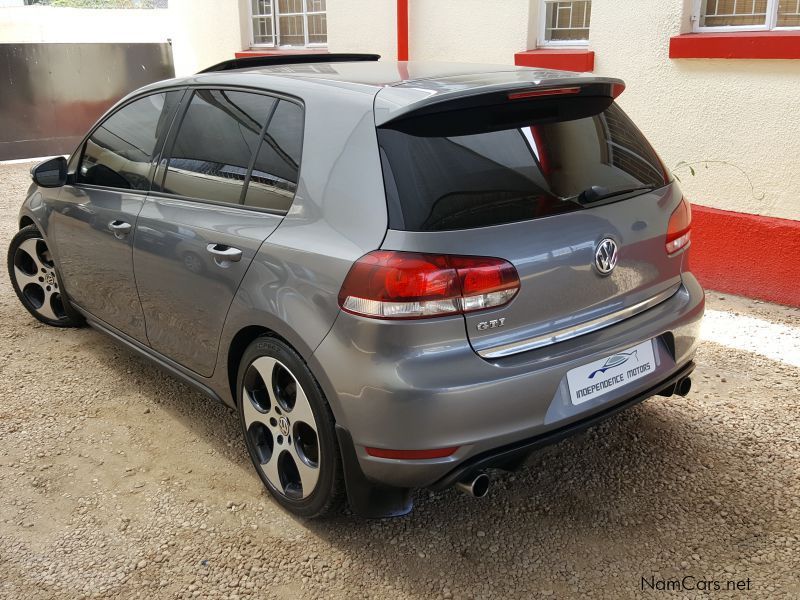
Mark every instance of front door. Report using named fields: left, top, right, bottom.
left=51, top=91, right=183, bottom=341
left=133, top=89, right=304, bottom=376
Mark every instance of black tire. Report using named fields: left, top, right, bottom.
left=7, top=225, right=83, bottom=328
left=236, top=336, right=344, bottom=518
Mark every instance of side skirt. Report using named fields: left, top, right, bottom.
left=74, top=306, right=227, bottom=407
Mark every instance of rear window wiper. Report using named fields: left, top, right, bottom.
left=567, top=185, right=656, bottom=205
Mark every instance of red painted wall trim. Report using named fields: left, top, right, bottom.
left=397, top=0, right=409, bottom=61
left=690, top=205, right=800, bottom=307
left=669, top=32, right=800, bottom=59
left=514, top=49, right=594, bottom=72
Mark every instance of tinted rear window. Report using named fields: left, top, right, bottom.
left=378, top=102, right=668, bottom=232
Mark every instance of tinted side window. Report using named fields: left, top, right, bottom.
left=244, top=100, right=303, bottom=211
left=162, top=90, right=277, bottom=205
left=78, top=92, right=179, bottom=191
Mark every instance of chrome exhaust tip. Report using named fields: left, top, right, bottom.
left=454, top=472, right=490, bottom=498
left=676, top=376, right=692, bottom=397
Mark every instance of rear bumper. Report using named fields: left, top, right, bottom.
left=312, top=272, right=704, bottom=489
left=430, top=359, right=695, bottom=490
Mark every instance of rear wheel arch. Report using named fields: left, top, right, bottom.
left=227, top=325, right=312, bottom=406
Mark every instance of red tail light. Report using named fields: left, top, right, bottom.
left=338, top=251, right=520, bottom=319
left=666, top=198, right=692, bottom=255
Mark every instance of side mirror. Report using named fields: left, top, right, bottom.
left=31, top=156, right=68, bottom=188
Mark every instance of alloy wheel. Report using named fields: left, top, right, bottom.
left=12, top=237, right=67, bottom=322
left=242, top=356, right=321, bottom=500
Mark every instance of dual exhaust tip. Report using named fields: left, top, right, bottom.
left=454, top=472, right=490, bottom=498
left=453, top=376, right=693, bottom=499
left=659, top=376, right=692, bottom=398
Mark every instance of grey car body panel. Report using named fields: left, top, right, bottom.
left=381, top=183, right=684, bottom=356
left=17, top=61, right=704, bottom=499
left=41, top=184, right=149, bottom=341
left=314, top=274, right=703, bottom=488
left=133, top=197, right=283, bottom=377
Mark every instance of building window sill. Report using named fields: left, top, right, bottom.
left=514, top=49, right=594, bottom=72
left=669, top=32, right=800, bottom=59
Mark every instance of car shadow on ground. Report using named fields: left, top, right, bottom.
left=82, top=330, right=790, bottom=596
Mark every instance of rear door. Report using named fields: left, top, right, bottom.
left=133, top=88, right=303, bottom=376
left=52, top=91, right=182, bottom=341
left=377, top=91, right=682, bottom=358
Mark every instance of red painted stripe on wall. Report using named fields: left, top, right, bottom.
left=397, top=0, right=409, bottom=61
left=689, top=205, right=800, bottom=307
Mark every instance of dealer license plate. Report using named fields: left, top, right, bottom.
left=566, top=339, right=656, bottom=405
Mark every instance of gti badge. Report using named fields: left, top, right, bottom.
left=477, top=318, right=505, bottom=331
left=594, top=238, right=618, bottom=275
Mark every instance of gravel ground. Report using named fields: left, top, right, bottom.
left=1, top=161, right=799, bottom=599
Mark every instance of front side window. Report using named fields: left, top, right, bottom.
left=162, top=89, right=303, bottom=212
left=251, top=0, right=327, bottom=47
left=540, top=1, right=592, bottom=45
left=77, top=92, right=180, bottom=191
left=697, top=0, right=800, bottom=30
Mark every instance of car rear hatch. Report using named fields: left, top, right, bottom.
left=374, top=73, right=685, bottom=359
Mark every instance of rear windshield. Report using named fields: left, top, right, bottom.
left=378, top=102, right=668, bottom=232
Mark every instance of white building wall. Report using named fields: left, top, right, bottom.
left=327, top=0, right=533, bottom=64
left=0, top=1, right=249, bottom=76
left=590, top=0, right=800, bottom=220
left=326, top=0, right=396, bottom=60
left=408, top=0, right=533, bottom=64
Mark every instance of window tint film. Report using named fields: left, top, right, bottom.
left=378, top=102, right=668, bottom=232
left=78, top=92, right=179, bottom=191
left=163, top=90, right=277, bottom=205
left=244, top=99, right=303, bottom=211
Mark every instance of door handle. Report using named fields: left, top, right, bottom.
left=108, top=220, right=132, bottom=238
left=206, top=243, right=243, bottom=267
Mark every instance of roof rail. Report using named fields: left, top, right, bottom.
left=198, top=53, right=381, bottom=74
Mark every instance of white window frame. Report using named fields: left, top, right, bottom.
left=538, top=0, right=591, bottom=47
left=692, top=0, right=800, bottom=32
left=249, top=1, right=328, bottom=49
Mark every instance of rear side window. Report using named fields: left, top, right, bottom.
left=244, top=100, right=303, bottom=211
left=78, top=91, right=180, bottom=191
left=378, top=102, right=668, bottom=232
left=162, top=89, right=303, bottom=212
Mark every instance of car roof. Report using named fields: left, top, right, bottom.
left=141, top=61, right=622, bottom=125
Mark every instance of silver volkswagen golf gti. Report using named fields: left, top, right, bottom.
left=7, top=55, right=704, bottom=518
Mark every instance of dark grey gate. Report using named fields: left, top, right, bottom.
left=0, top=42, right=174, bottom=160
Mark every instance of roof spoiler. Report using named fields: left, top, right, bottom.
left=198, top=53, right=381, bottom=74
left=375, top=76, right=626, bottom=128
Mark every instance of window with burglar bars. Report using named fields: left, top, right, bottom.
left=540, top=1, right=592, bottom=45
left=696, top=0, right=800, bottom=30
left=251, top=0, right=327, bottom=47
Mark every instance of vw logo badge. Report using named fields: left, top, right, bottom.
left=594, top=238, right=618, bottom=275
left=279, top=416, right=290, bottom=437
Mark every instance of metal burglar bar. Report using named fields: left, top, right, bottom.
left=696, top=0, right=800, bottom=30
left=541, top=0, right=592, bottom=44
left=250, top=0, right=327, bottom=47
left=779, top=0, right=800, bottom=26
left=251, top=0, right=275, bottom=45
